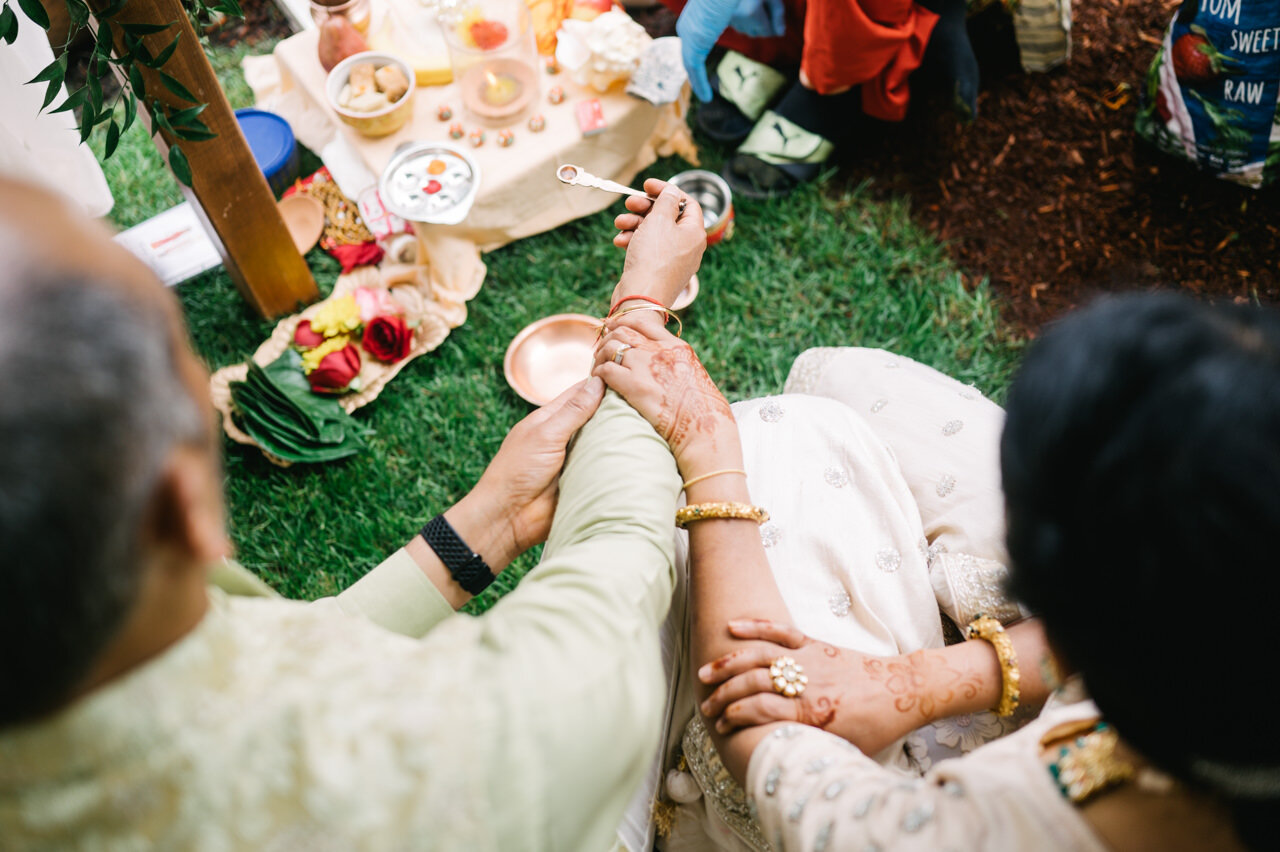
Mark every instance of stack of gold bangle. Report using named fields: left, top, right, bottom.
left=966, top=615, right=1021, bottom=717
left=675, top=501, right=769, bottom=528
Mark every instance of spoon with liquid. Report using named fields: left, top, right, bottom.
left=556, top=164, right=686, bottom=214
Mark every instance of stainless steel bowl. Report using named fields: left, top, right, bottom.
left=669, top=169, right=732, bottom=230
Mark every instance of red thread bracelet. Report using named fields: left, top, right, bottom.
left=608, top=294, right=667, bottom=316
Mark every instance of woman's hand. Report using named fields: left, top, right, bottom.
left=592, top=315, right=739, bottom=478
left=611, top=179, right=706, bottom=308
left=698, top=619, right=991, bottom=756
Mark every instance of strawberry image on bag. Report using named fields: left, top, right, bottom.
left=1137, top=0, right=1280, bottom=188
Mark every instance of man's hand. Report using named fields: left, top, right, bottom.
left=461, top=376, right=607, bottom=562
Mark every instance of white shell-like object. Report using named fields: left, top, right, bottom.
left=665, top=769, right=703, bottom=803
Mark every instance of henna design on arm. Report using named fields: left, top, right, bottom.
left=648, top=345, right=734, bottom=455
left=863, top=650, right=985, bottom=724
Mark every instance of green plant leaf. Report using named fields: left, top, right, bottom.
left=87, top=65, right=103, bottom=113
left=151, top=101, right=174, bottom=135
left=121, top=90, right=137, bottom=133
left=16, top=0, right=47, bottom=29
left=77, top=101, right=95, bottom=143
left=128, top=63, right=146, bottom=100
left=49, top=86, right=87, bottom=114
left=65, top=0, right=88, bottom=26
left=94, top=17, right=112, bottom=57
left=149, top=32, right=180, bottom=68
left=174, top=124, right=217, bottom=142
left=213, top=0, right=243, bottom=17
left=121, top=21, right=170, bottom=35
left=104, top=120, right=121, bottom=158
left=168, top=102, right=207, bottom=127
left=25, top=55, right=64, bottom=86
left=40, top=76, right=61, bottom=111
left=0, top=5, right=18, bottom=46
left=169, top=144, right=193, bottom=186
left=160, top=72, right=197, bottom=103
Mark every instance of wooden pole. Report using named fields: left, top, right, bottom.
left=94, top=0, right=319, bottom=317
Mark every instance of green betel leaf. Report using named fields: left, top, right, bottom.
left=104, top=120, right=120, bottom=158
left=160, top=72, right=198, bottom=103
left=169, top=144, right=193, bottom=186
left=0, top=5, right=19, bottom=46
left=16, top=0, right=47, bottom=29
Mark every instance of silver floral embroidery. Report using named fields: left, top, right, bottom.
left=875, top=548, right=901, bottom=573
left=681, top=716, right=771, bottom=852
left=941, top=419, right=964, bottom=436
left=823, top=465, right=849, bottom=488
left=936, top=474, right=957, bottom=498
left=943, top=780, right=965, bottom=798
left=788, top=795, right=810, bottom=822
left=828, top=591, right=852, bottom=618
left=852, top=794, right=876, bottom=818
left=814, top=821, right=835, bottom=852
left=870, top=398, right=889, bottom=414
left=759, top=401, right=785, bottom=423
left=823, top=781, right=847, bottom=800
left=917, top=537, right=929, bottom=559
left=784, top=347, right=840, bottom=394
left=760, top=523, right=781, bottom=548
left=765, top=767, right=782, bottom=796
left=806, top=756, right=835, bottom=773
left=942, top=553, right=1020, bottom=625
left=902, top=802, right=935, bottom=833
left=926, top=541, right=949, bottom=564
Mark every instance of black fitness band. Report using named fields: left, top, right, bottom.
left=420, top=514, right=495, bottom=595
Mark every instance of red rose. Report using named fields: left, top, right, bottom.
left=294, top=319, right=325, bottom=348
left=362, top=315, right=413, bottom=363
left=308, top=344, right=362, bottom=393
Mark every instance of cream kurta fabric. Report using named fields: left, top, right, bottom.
left=0, top=391, right=681, bottom=851
left=747, top=700, right=1109, bottom=852
left=649, top=348, right=1029, bottom=852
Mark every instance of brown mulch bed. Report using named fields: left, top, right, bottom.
left=836, top=0, right=1279, bottom=331
left=633, top=0, right=1279, bottom=332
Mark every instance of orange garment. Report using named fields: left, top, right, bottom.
left=663, top=0, right=938, bottom=121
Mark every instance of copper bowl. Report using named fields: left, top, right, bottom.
left=504, top=313, right=601, bottom=405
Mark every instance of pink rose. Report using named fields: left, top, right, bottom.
left=353, top=286, right=403, bottom=323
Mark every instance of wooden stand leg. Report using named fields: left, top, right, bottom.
left=96, top=0, right=319, bottom=317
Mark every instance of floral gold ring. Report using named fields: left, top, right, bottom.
left=769, top=656, right=807, bottom=698
left=613, top=343, right=633, bottom=365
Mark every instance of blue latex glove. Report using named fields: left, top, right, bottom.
left=678, top=0, right=788, bottom=101
left=728, top=0, right=787, bottom=39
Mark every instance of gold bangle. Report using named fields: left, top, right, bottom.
left=681, top=468, right=747, bottom=490
left=603, top=304, right=684, bottom=338
left=675, top=501, right=769, bottom=528
left=966, top=615, right=1021, bottom=717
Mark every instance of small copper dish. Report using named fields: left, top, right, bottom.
left=672, top=274, right=699, bottom=311
left=504, top=313, right=601, bottom=406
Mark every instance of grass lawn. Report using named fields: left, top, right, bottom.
left=96, top=41, right=1023, bottom=608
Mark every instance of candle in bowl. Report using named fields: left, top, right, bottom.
left=460, top=57, right=537, bottom=123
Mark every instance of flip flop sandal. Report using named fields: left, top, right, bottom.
left=696, top=52, right=790, bottom=144
left=722, top=111, right=834, bottom=199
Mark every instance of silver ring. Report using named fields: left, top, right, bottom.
left=612, top=343, right=633, bottom=365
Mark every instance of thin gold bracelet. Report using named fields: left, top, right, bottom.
left=966, top=615, right=1021, bottom=717
left=675, top=501, right=769, bottom=528
left=601, top=303, right=684, bottom=338
left=681, top=469, right=747, bottom=490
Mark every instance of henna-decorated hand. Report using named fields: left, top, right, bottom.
left=611, top=179, right=707, bottom=308
left=592, top=316, right=739, bottom=477
left=698, top=619, right=987, bottom=756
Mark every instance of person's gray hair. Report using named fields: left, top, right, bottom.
left=0, top=244, right=206, bottom=726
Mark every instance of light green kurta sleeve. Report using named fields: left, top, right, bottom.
left=331, top=547, right=455, bottom=638
left=402, top=390, right=682, bottom=850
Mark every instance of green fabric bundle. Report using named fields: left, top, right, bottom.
left=229, top=350, right=371, bottom=463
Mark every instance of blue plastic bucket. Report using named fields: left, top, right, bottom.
left=234, top=108, right=299, bottom=196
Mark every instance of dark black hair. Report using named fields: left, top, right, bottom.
left=1002, top=292, right=1280, bottom=847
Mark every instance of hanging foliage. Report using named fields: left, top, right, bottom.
left=0, top=0, right=244, bottom=186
